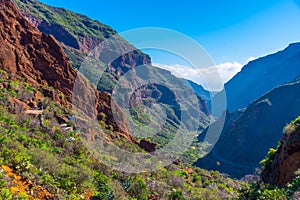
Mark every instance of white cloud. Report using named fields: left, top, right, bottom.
left=153, top=61, right=243, bottom=91
left=215, top=62, right=243, bottom=82
left=247, top=56, right=256, bottom=62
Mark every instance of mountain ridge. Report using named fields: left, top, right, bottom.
left=0, top=0, right=136, bottom=143
left=196, top=76, right=300, bottom=177
left=222, top=42, right=300, bottom=112
left=13, top=0, right=213, bottom=151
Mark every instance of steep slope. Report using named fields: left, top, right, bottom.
left=183, top=79, right=213, bottom=112
left=238, top=116, right=300, bottom=199
left=183, top=79, right=211, bottom=101
left=0, top=1, right=244, bottom=199
left=220, top=43, right=300, bottom=111
left=261, top=116, right=300, bottom=186
left=12, top=0, right=151, bottom=92
left=0, top=0, right=135, bottom=143
left=196, top=78, right=300, bottom=178
left=13, top=0, right=212, bottom=151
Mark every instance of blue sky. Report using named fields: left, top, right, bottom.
left=38, top=0, right=300, bottom=85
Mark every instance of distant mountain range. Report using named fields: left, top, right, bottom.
left=220, top=43, right=300, bottom=112
left=196, top=58, right=300, bottom=177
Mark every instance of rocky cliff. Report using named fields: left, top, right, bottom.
left=10, top=0, right=212, bottom=152
left=0, top=0, right=136, bottom=143
left=261, top=116, right=300, bottom=186
left=12, top=0, right=151, bottom=78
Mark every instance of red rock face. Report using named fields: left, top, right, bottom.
left=14, top=0, right=151, bottom=75
left=0, top=0, right=74, bottom=91
left=261, top=125, right=300, bottom=186
left=0, top=0, right=136, bottom=143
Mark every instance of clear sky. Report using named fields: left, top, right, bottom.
left=38, top=0, right=300, bottom=85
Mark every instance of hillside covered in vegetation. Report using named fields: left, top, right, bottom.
left=0, top=0, right=241, bottom=199
left=1, top=0, right=300, bottom=199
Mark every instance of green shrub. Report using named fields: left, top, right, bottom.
left=15, top=192, right=30, bottom=200
left=260, top=148, right=277, bottom=169
left=127, top=176, right=150, bottom=200
left=0, top=69, right=8, bottom=81
left=168, top=190, right=184, bottom=200
left=0, top=188, right=13, bottom=200
left=238, top=183, right=287, bottom=200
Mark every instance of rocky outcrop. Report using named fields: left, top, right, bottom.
left=261, top=118, right=300, bottom=186
left=0, top=0, right=136, bottom=143
left=0, top=0, right=74, bottom=94
left=12, top=0, right=151, bottom=74
left=139, top=139, right=157, bottom=153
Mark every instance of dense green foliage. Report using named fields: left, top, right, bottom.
left=239, top=174, right=300, bottom=200
left=0, top=75, right=241, bottom=199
